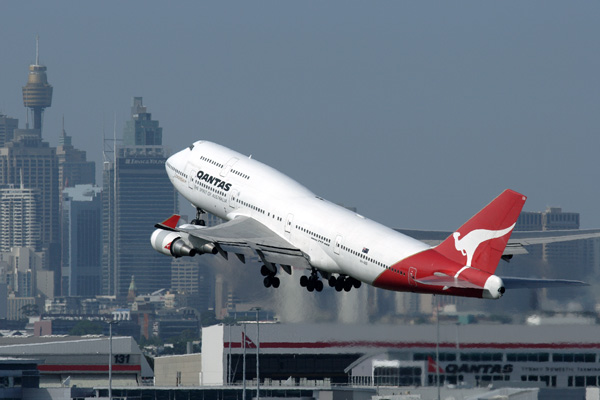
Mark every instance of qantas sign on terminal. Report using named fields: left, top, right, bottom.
left=151, top=140, right=587, bottom=298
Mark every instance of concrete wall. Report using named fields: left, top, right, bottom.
left=155, top=354, right=202, bottom=387
left=202, top=324, right=225, bottom=385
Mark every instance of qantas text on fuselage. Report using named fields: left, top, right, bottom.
left=151, top=140, right=586, bottom=299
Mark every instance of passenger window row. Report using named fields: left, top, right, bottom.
left=340, top=244, right=389, bottom=270
left=200, top=155, right=224, bottom=168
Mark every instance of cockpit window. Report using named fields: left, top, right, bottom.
left=188, top=143, right=195, bottom=150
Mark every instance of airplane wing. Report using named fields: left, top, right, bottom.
left=396, top=228, right=600, bottom=256
left=159, top=215, right=311, bottom=270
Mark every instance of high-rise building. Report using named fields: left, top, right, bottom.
left=0, top=114, right=18, bottom=148
left=56, top=117, right=95, bottom=192
left=1, top=247, right=44, bottom=298
left=22, top=37, right=52, bottom=132
left=517, top=207, right=585, bottom=269
left=0, top=129, right=59, bottom=272
left=0, top=183, right=40, bottom=252
left=102, top=98, right=177, bottom=298
left=123, top=97, right=162, bottom=146
left=62, top=185, right=102, bottom=296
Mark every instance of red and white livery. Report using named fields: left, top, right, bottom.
left=151, top=141, right=586, bottom=299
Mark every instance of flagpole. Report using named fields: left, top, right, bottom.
left=228, top=323, right=232, bottom=385
left=436, top=295, right=440, bottom=400
left=243, top=323, right=246, bottom=400
left=251, top=307, right=261, bottom=400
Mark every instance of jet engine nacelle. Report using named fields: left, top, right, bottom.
left=151, top=229, right=196, bottom=257
left=151, top=229, right=219, bottom=258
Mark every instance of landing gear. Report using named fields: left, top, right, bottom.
left=190, top=207, right=206, bottom=226
left=299, top=269, right=323, bottom=292
left=329, top=275, right=361, bottom=292
left=261, top=264, right=280, bottom=288
left=263, top=275, right=280, bottom=288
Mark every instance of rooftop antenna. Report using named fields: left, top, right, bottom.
left=102, top=117, right=108, bottom=163
left=36, top=34, right=39, bottom=65
left=101, top=113, right=121, bottom=296
left=112, top=112, right=118, bottom=297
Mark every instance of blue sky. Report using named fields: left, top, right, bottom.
left=1, top=1, right=599, bottom=229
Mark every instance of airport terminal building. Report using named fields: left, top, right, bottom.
left=202, top=323, right=600, bottom=390
left=0, top=335, right=152, bottom=388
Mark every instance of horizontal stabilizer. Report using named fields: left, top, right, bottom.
left=416, top=274, right=484, bottom=290
left=500, top=277, right=588, bottom=289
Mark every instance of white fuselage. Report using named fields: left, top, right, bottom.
left=166, top=141, right=429, bottom=286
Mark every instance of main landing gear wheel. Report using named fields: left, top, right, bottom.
left=330, top=275, right=361, bottom=292
left=315, top=279, right=323, bottom=292
left=300, top=269, right=323, bottom=292
left=261, top=265, right=280, bottom=288
left=261, top=265, right=270, bottom=276
left=328, top=276, right=337, bottom=287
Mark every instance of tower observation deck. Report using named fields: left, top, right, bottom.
left=22, top=37, right=53, bottom=132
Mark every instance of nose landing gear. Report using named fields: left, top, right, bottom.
left=190, top=207, right=206, bottom=226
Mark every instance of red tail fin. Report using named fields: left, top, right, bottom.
left=435, top=189, right=526, bottom=274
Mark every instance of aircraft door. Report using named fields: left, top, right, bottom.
left=187, top=168, right=197, bottom=189
left=334, top=235, right=343, bottom=255
left=408, top=267, right=417, bottom=287
left=221, top=157, right=239, bottom=177
left=229, top=189, right=239, bottom=209
left=285, top=214, right=294, bottom=234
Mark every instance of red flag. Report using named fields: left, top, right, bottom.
left=242, top=332, right=256, bottom=348
left=428, top=356, right=444, bottom=373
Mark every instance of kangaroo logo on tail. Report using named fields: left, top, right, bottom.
left=453, top=223, right=515, bottom=267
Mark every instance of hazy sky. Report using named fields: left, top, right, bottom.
left=1, top=1, right=599, bottom=230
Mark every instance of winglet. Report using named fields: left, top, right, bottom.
left=155, top=215, right=181, bottom=231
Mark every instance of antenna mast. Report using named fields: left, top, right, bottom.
left=113, top=114, right=118, bottom=297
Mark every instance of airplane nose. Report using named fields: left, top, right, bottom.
left=166, top=149, right=185, bottom=171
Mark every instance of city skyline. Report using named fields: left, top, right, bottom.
left=0, top=2, right=598, bottom=232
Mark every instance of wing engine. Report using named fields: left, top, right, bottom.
left=150, top=228, right=217, bottom=258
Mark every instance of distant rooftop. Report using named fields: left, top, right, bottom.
left=63, top=184, right=101, bottom=201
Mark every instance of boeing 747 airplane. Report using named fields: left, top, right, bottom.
left=152, top=141, right=587, bottom=300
